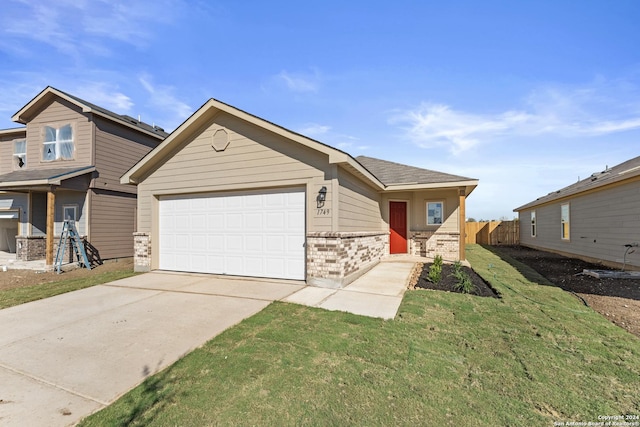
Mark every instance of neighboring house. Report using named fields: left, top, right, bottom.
left=0, top=87, right=167, bottom=266
left=122, top=98, right=478, bottom=288
left=514, top=155, right=640, bottom=270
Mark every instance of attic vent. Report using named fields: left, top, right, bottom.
left=154, top=125, right=164, bottom=132
left=211, top=128, right=230, bottom=152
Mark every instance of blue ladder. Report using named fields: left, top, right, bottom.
left=55, top=220, right=91, bottom=273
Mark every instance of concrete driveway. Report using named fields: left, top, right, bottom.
left=0, top=272, right=305, bottom=427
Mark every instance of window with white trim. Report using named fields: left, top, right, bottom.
left=531, top=210, right=536, bottom=237
left=63, top=205, right=77, bottom=223
left=426, top=201, right=444, bottom=225
left=13, top=140, right=26, bottom=169
left=43, top=124, right=74, bottom=161
left=561, top=204, right=570, bottom=240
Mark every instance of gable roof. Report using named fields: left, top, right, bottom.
left=121, top=98, right=385, bottom=189
left=11, top=86, right=168, bottom=140
left=121, top=97, right=478, bottom=195
left=356, top=156, right=478, bottom=192
left=514, top=155, right=640, bottom=211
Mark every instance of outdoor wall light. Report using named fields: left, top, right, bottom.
left=317, top=186, right=327, bottom=208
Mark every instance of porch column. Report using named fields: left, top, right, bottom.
left=458, top=187, right=466, bottom=261
left=46, top=188, right=55, bottom=266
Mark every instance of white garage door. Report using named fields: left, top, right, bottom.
left=159, top=188, right=305, bottom=280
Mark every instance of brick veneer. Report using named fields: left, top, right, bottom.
left=133, top=232, right=151, bottom=272
left=409, top=231, right=460, bottom=260
left=15, top=235, right=88, bottom=263
left=306, top=231, right=388, bottom=288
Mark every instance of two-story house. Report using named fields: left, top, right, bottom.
left=0, top=87, right=167, bottom=266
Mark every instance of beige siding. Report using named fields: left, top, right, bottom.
left=381, top=189, right=460, bottom=233
left=25, top=99, right=93, bottom=169
left=337, top=167, right=384, bottom=231
left=137, top=112, right=329, bottom=233
left=93, top=117, right=160, bottom=194
left=89, top=189, right=136, bottom=259
left=0, top=132, right=26, bottom=174
left=519, top=180, right=640, bottom=269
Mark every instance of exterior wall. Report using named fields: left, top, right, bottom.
left=93, top=116, right=160, bottom=195
left=24, top=99, right=93, bottom=170
left=137, top=112, right=335, bottom=270
left=0, top=130, right=27, bottom=174
left=89, top=189, right=137, bottom=259
left=337, top=167, right=384, bottom=232
left=518, top=179, right=640, bottom=270
left=306, top=231, right=387, bottom=288
left=381, top=188, right=461, bottom=259
left=53, top=190, right=87, bottom=236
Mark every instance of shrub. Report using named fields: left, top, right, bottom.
left=427, top=255, right=444, bottom=283
left=450, top=260, right=476, bottom=294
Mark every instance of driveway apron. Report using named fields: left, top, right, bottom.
left=0, top=272, right=304, bottom=427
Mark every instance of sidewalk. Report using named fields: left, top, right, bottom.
left=283, top=260, right=415, bottom=319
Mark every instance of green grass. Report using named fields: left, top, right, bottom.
left=80, top=245, right=640, bottom=426
left=0, top=268, right=137, bottom=309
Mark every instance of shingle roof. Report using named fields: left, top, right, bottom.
left=0, top=165, right=95, bottom=187
left=514, top=155, right=640, bottom=211
left=59, top=89, right=169, bottom=138
left=355, top=156, right=476, bottom=186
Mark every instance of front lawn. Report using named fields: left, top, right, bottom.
left=0, top=266, right=137, bottom=309
left=80, top=245, right=640, bottom=426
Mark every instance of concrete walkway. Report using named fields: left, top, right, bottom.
left=284, top=260, right=414, bottom=319
left=0, top=261, right=415, bottom=426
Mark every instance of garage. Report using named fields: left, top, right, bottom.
left=0, top=212, right=19, bottom=253
left=158, top=188, right=305, bottom=280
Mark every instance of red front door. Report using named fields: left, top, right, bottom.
left=389, top=201, right=407, bottom=254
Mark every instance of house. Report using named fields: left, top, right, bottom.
left=0, top=87, right=167, bottom=266
left=514, top=155, right=640, bottom=270
left=122, top=98, right=478, bottom=288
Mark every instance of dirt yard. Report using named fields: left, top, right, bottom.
left=492, top=246, right=640, bottom=339
left=0, top=258, right=134, bottom=292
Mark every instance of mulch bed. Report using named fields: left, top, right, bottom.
left=410, top=262, right=500, bottom=298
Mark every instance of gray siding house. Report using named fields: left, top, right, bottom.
left=0, top=87, right=167, bottom=265
left=515, top=155, right=640, bottom=270
left=122, top=98, right=478, bottom=288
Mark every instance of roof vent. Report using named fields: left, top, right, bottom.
left=154, top=125, right=164, bottom=132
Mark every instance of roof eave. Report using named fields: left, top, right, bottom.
left=514, top=170, right=640, bottom=212
left=384, top=180, right=478, bottom=193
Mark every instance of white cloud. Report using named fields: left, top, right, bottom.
left=138, top=74, right=192, bottom=130
left=0, top=0, right=183, bottom=58
left=277, top=70, right=320, bottom=93
left=298, top=123, right=331, bottom=136
left=392, top=80, right=640, bottom=155
left=74, top=82, right=134, bottom=112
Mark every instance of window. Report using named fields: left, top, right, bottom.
left=43, top=124, right=74, bottom=161
left=13, top=140, right=26, bottom=169
left=561, top=204, right=570, bottom=240
left=63, top=205, right=77, bottom=223
left=531, top=210, right=536, bottom=237
left=427, top=201, right=444, bottom=225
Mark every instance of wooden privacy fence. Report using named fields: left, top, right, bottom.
left=465, top=220, right=520, bottom=246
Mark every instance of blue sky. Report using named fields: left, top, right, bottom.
left=1, top=0, right=639, bottom=220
